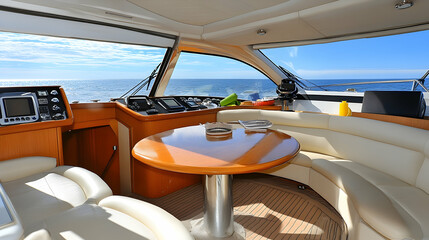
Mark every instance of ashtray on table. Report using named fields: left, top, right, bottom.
left=205, top=122, right=232, bottom=136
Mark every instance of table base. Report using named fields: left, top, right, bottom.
left=184, top=214, right=246, bottom=240
left=204, top=174, right=234, bottom=237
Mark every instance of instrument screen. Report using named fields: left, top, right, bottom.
left=3, top=98, right=35, bottom=117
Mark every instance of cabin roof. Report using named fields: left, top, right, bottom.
left=1, top=0, right=429, bottom=48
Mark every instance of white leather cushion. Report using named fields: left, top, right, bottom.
left=0, top=157, right=56, bottom=182
left=286, top=150, right=336, bottom=168
left=31, top=204, right=157, bottom=240
left=24, top=229, right=51, bottom=240
left=328, top=131, right=424, bottom=186
left=329, top=159, right=409, bottom=188
left=3, top=172, right=87, bottom=230
left=217, top=109, right=261, bottom=122
left=416, top=138, right=429, bottom=194
left=378, top=185, right=429, bottom=239
left=274, top=125, right=341, bottom=157
left=312, top=159, right=421, bottom=240
left=99, top=196, right=193, bottom=240
left=329, top=115, right=429, bottom=153
left=51, top=166, right=112, bottom=204
left=417, top=158, right=429, bottom=194
left=3, top=166, right=112, bottom=231
left=262, top=163, right=310, bottom=185
left=288, top=151, right=312, bottom=167
left=261, top=151, right=337, bottom=185
left=260, top=110, right=330, bottom=129
left=330, top=158, right=427, bottom=238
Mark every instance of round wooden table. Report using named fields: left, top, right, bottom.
left=132, top=125, right=300, bottom=238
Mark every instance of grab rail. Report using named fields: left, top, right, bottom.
left=304, top=69, right=429, bottom=92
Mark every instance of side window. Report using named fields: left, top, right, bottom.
left=0, top=31, right=167, bottom=102
left=164, top=52, right=277, bottom=100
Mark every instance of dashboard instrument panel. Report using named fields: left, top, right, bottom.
left=0, top=86, right=68, bottom=126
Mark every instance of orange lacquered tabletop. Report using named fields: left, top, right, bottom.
left=132, top=125, right=300, bottom=175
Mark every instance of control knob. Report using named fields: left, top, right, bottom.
left=52, top=113, right=64, bottom=120
left=52, top=105, right=61, bottom=111
left=50, top=90, right=59, bottom=95
left=51, top=97, right=59, bottom=103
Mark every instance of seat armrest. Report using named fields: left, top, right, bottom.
left=51, top=166, right=112, bottom=204
left=24, top=229, right=51, bottom=240
left=99, top=196, right=193, bottom=240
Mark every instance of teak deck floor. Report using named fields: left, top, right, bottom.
left=140, top=174, right=347, bottom=240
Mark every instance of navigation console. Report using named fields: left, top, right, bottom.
left=123, top=95, right=220, bottom=115
left=0, top=86, right=68, bottom=126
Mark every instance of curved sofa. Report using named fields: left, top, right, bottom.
left=0, top=157, right=193, bottom=240
left=218, top=109, right=429, bottom=240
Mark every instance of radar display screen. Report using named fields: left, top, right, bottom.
left=3, top=97, right=35, bottom=117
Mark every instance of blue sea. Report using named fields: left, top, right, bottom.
left=0, top=78, right=426, bottom=103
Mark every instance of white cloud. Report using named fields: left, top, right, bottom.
left=0, top=32, right=166, bottom=67
left=289, top=47, right=298, bottom=58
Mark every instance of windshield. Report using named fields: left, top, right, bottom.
left=0, top=31, right=167, bottom=102
left=164, top=52, right=277, bottom=100
left=261, top=30, right=429, bottom=92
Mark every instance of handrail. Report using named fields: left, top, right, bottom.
left=297, top=69, right=429, bottom=92
left=412, top=69, right=429, bottom=91
left=304, top=76, right=428, bottom=92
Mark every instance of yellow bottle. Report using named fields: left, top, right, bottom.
left=339, top=101, right=352, bottom=116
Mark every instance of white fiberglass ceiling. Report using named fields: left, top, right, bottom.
left=128, top=0, right=289, bottom=26
left=2, top=0, right=429, bottom=47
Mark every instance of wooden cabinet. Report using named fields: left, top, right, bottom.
left=63, top=125, right=120, bottom=194
left=0, top=128, right=63, bottom=164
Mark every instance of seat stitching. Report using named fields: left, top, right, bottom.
left=43, top=174, right=60, bottom=202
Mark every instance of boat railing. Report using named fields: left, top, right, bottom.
left=302, top=69, right=429, bottom=92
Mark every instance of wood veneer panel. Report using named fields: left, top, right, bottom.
left=56, top=127, right=64, bottom=165
left=63, top=125, right=120, bottom=194
left=133, top=161, right=201, bottom=198
left=0, top=128, right=59, bottom=162
left=63, top=103, right=116, bottom=131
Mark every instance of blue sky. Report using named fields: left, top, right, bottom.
left=262, top=30, right=429, bottom=80
left=0, top=30, right=428, bottom=80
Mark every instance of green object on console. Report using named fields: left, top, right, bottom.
left=220, top=93, right=238, bottom=106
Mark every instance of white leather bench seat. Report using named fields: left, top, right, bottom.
left=0, top=157, right=112, bottom=233
left=30, top=196, right=192, bottom=240
left=218, top=109, right=429, bottom=240
left=31, top=203, right=157, bottom=240
left=0, top=157, right=193, bottom=240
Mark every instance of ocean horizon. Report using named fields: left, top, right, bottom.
left=0, top=78, right=426, bottom=103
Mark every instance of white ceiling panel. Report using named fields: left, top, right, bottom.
left=128, top=0, right=288, bottom=25
left=2, top=0, right=429, bottom=47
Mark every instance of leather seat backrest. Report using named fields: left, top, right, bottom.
left=217, top=109, right=429, bottom=193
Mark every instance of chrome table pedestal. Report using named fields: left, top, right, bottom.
left=204, top=174, right=234, bottom=238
